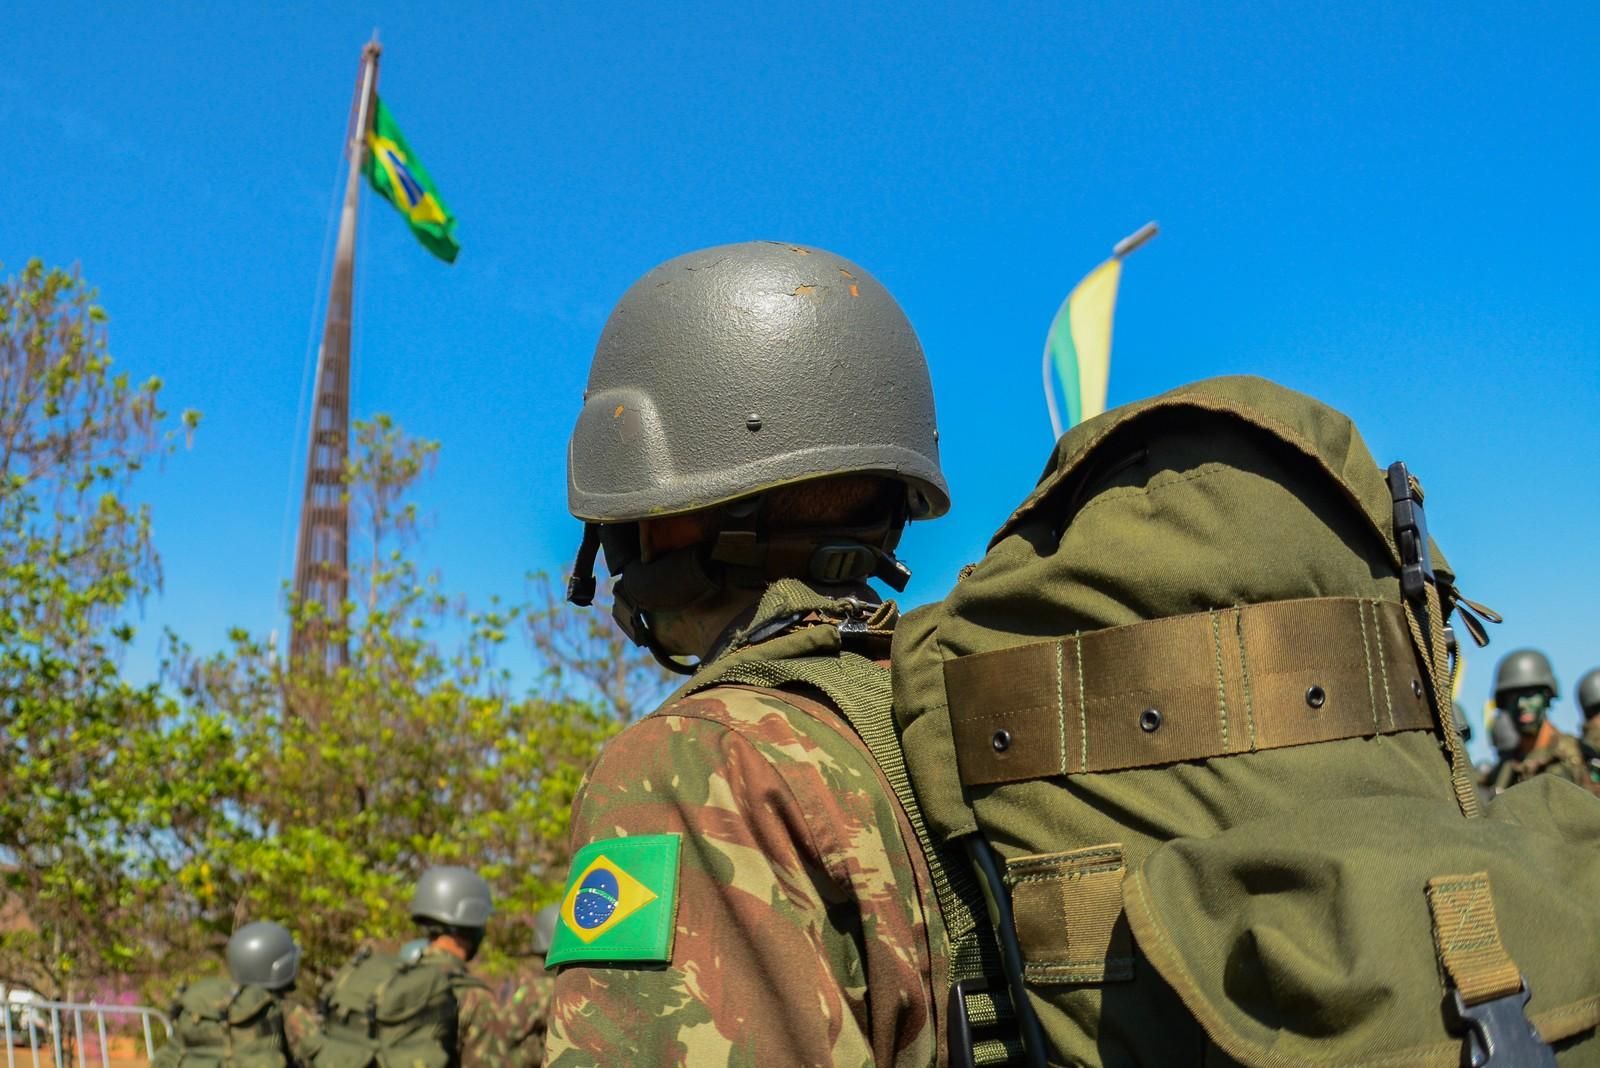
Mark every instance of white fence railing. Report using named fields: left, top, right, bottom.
left=2, top=995, right=171, bottom=1068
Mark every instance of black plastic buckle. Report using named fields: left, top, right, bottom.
left=809, top=541, right=878, bottom=584
left=1387, top=461, right=1435, bottom=602
left=947, top=977, right=989, bottom=1068
left=1446, top=979, right=1554, bottom=1068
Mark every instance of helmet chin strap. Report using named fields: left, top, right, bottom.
left=628, top=608, right=699, bottom=676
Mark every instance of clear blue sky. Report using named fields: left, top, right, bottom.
left=4, top=3, right=1596, bottom=756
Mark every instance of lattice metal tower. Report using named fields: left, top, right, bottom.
left=291, top=42, right=380, bottom=672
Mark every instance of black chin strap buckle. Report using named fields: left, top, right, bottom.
left=1387, top=461, right=1435, bottom=603
left=567, top=523, right=601, bottom=607
left=1446, top=979, right=1554, bottom=1067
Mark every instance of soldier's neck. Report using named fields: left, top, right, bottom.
left=429, top=934, right=470, bottom=961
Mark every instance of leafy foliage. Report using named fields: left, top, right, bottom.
left=0, top=261, right=667, bottom=1000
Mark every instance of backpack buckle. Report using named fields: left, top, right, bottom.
left=1387, top=461, right=1434, bottom=602
left=1446, top=979, right=1555, bottom=1067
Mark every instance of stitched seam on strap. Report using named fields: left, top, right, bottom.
left=1234, top=606, right=1257, bottom=750
left=1358, top=599, right=1379, bottom=733
left=1210, top=610, right=1230, bottom=752
left=1056, top=639, right=1067, bottom=777
left=1075, top=632, right=1087, bottom=772
left=1374, top=598, right=1395, bottom=729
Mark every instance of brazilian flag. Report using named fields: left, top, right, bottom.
left=364, top=96, right=459, bottom=263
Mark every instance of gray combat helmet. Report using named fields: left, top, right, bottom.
left=226, top=921, right=300, bottom=991
left=531, top=904, right=560, bottom=957
left=1493, top=648, right=1559, bottom=704
left=567, top=241, right=949, bottom=525
left=410, top=866, right=493, bottom=929
left=1579, top=669, right=1600, bottom=720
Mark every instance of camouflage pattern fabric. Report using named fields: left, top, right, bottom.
left=1584, top=716, right=1600, bottom=755
left=281, top=1000, right=321, bottom=1067
left=415, top=947, right=512, bottom=1067
left=546, top=684, right=940, bottom=1068
left=503, top=968, right=552, bottom=1067
left=1493, top=725, right=1590, bottom=792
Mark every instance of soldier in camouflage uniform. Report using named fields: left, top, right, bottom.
left=1487, top=648, right=1590, bottom=792
left=407, top=866, right=513, bottom=1066
left=1578, top=668, right=1600, bottom=751
left=546, top=241, right=950, bottom=1066
left=504, top=905, right=557, bottom=1067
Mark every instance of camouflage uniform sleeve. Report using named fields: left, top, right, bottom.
left=507, top=975, right=552, bottom=1068
left=455, top=981, right=511, bottom=1068
left=546, top=686, right=938, bottom=1068
left=281, top=1002, right=322, bottom=1067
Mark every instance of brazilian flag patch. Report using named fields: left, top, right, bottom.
left=547, top=833, right=681, bottom=967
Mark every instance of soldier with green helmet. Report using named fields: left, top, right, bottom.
left=1578, top=668, right=1600, bottom=750
left=1487, top=648, right=1589, bottom=793
left=545, top=241, right=947, bottom=1064
left=313, top=867, right=508, bottom=1068
left=156, top=920, right=316, bottom=1068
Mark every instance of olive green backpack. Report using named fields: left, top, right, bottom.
left=891, top=376, right=1600, bottom=1067
left=154, top=976, right=290, bottom=1068
left=312, top=949, right=481, bottom=1068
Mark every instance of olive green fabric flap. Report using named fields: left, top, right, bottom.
left=314, top=952, right=467, bottom=1068
left=892, top=375, right=1466, bottom=850
left=1122, top=778, right=1600, bottom=1067
left=158, top=978, right=287, bottom=1068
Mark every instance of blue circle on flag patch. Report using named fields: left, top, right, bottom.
left=573, top=869, right=620, bottom=929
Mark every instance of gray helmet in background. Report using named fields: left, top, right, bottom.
left=568, top=241, right=949, bottom=525
left=410, top=867, right=493, bottom=929
left=531, top=904, right=560, bottom=957
left=226, top=921, right=299, bottom=991
left=1578, top=669, right=1600, bottom=720
left=1492, top=649, right=1559, bottom=705
left=1490, top=709, right=1521, bottom=756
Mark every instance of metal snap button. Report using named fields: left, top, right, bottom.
left=991, top=729, right=1012, bottom=753
left=1411, top=678, right=1424, bottom=698
left=1306, top=685, right=1327, bottom=709
left=1139, top=708, right=1162, bottom=733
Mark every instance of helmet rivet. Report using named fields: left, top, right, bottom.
left=745, top=413, right=763, bottom=432
left=991, top=729, right=1012, bottom=753
left=1140, top=708, right=1162, bottom=733
left=1412, top=678, right=1424, bottom=698
left=1305, top=685, right=1326, bottom=710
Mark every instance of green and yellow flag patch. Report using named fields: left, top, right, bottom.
left=363, top=96, right=460, bottom=263
left=547, top=833, right=681, bottom=967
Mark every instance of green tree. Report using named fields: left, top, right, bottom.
left=0, top=260, right=202, bottom=998
left=168, top=416, right=663, bottom=983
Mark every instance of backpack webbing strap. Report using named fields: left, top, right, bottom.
left=945, top=597, right=1435, bottom=786
left=1425, top=872, right=1522, bottom=1007
left=1406, top=582, right=1482, bottom=818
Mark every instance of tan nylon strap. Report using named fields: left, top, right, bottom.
left=1421, top=582, right=1483, bottom=818
left=1425, top=872, right=1523, bottom=1006
left=946, top=597, right=1434, bottom=786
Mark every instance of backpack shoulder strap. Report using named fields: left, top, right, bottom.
left=677, top=579, right=1024, bottom=1067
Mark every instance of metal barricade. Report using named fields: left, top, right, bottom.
left=2, top=991, right=170, bottom=1068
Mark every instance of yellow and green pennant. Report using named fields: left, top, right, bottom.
left=547, top=833, right=681, bottom=967
left=1042, top=223, right=1158, bottom=438
left=363, top=96, right=459, bottom=263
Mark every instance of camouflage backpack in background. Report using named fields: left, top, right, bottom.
left=892, top=375, right=1600, bottom=1066
left=154, top=975, right=290, bottom=1068
left=311, top=949, right=482, bottom=1068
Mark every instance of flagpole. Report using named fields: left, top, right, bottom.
left=1041, top=220, right=1160, bottom=440
left=291, top=38, right=381, bottom=673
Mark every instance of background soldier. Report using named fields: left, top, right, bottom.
left=405, top=866, right=509, bottom=1066
left=1488, top=648, right=1587, bottom=791
left=157, top=920, right=312, bottom=1067
left=545, top=241, right=948, bottom=1065
left=505, top=904, right=558, bottom=1067
left=1578, top=668, right=1600, bottom=751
